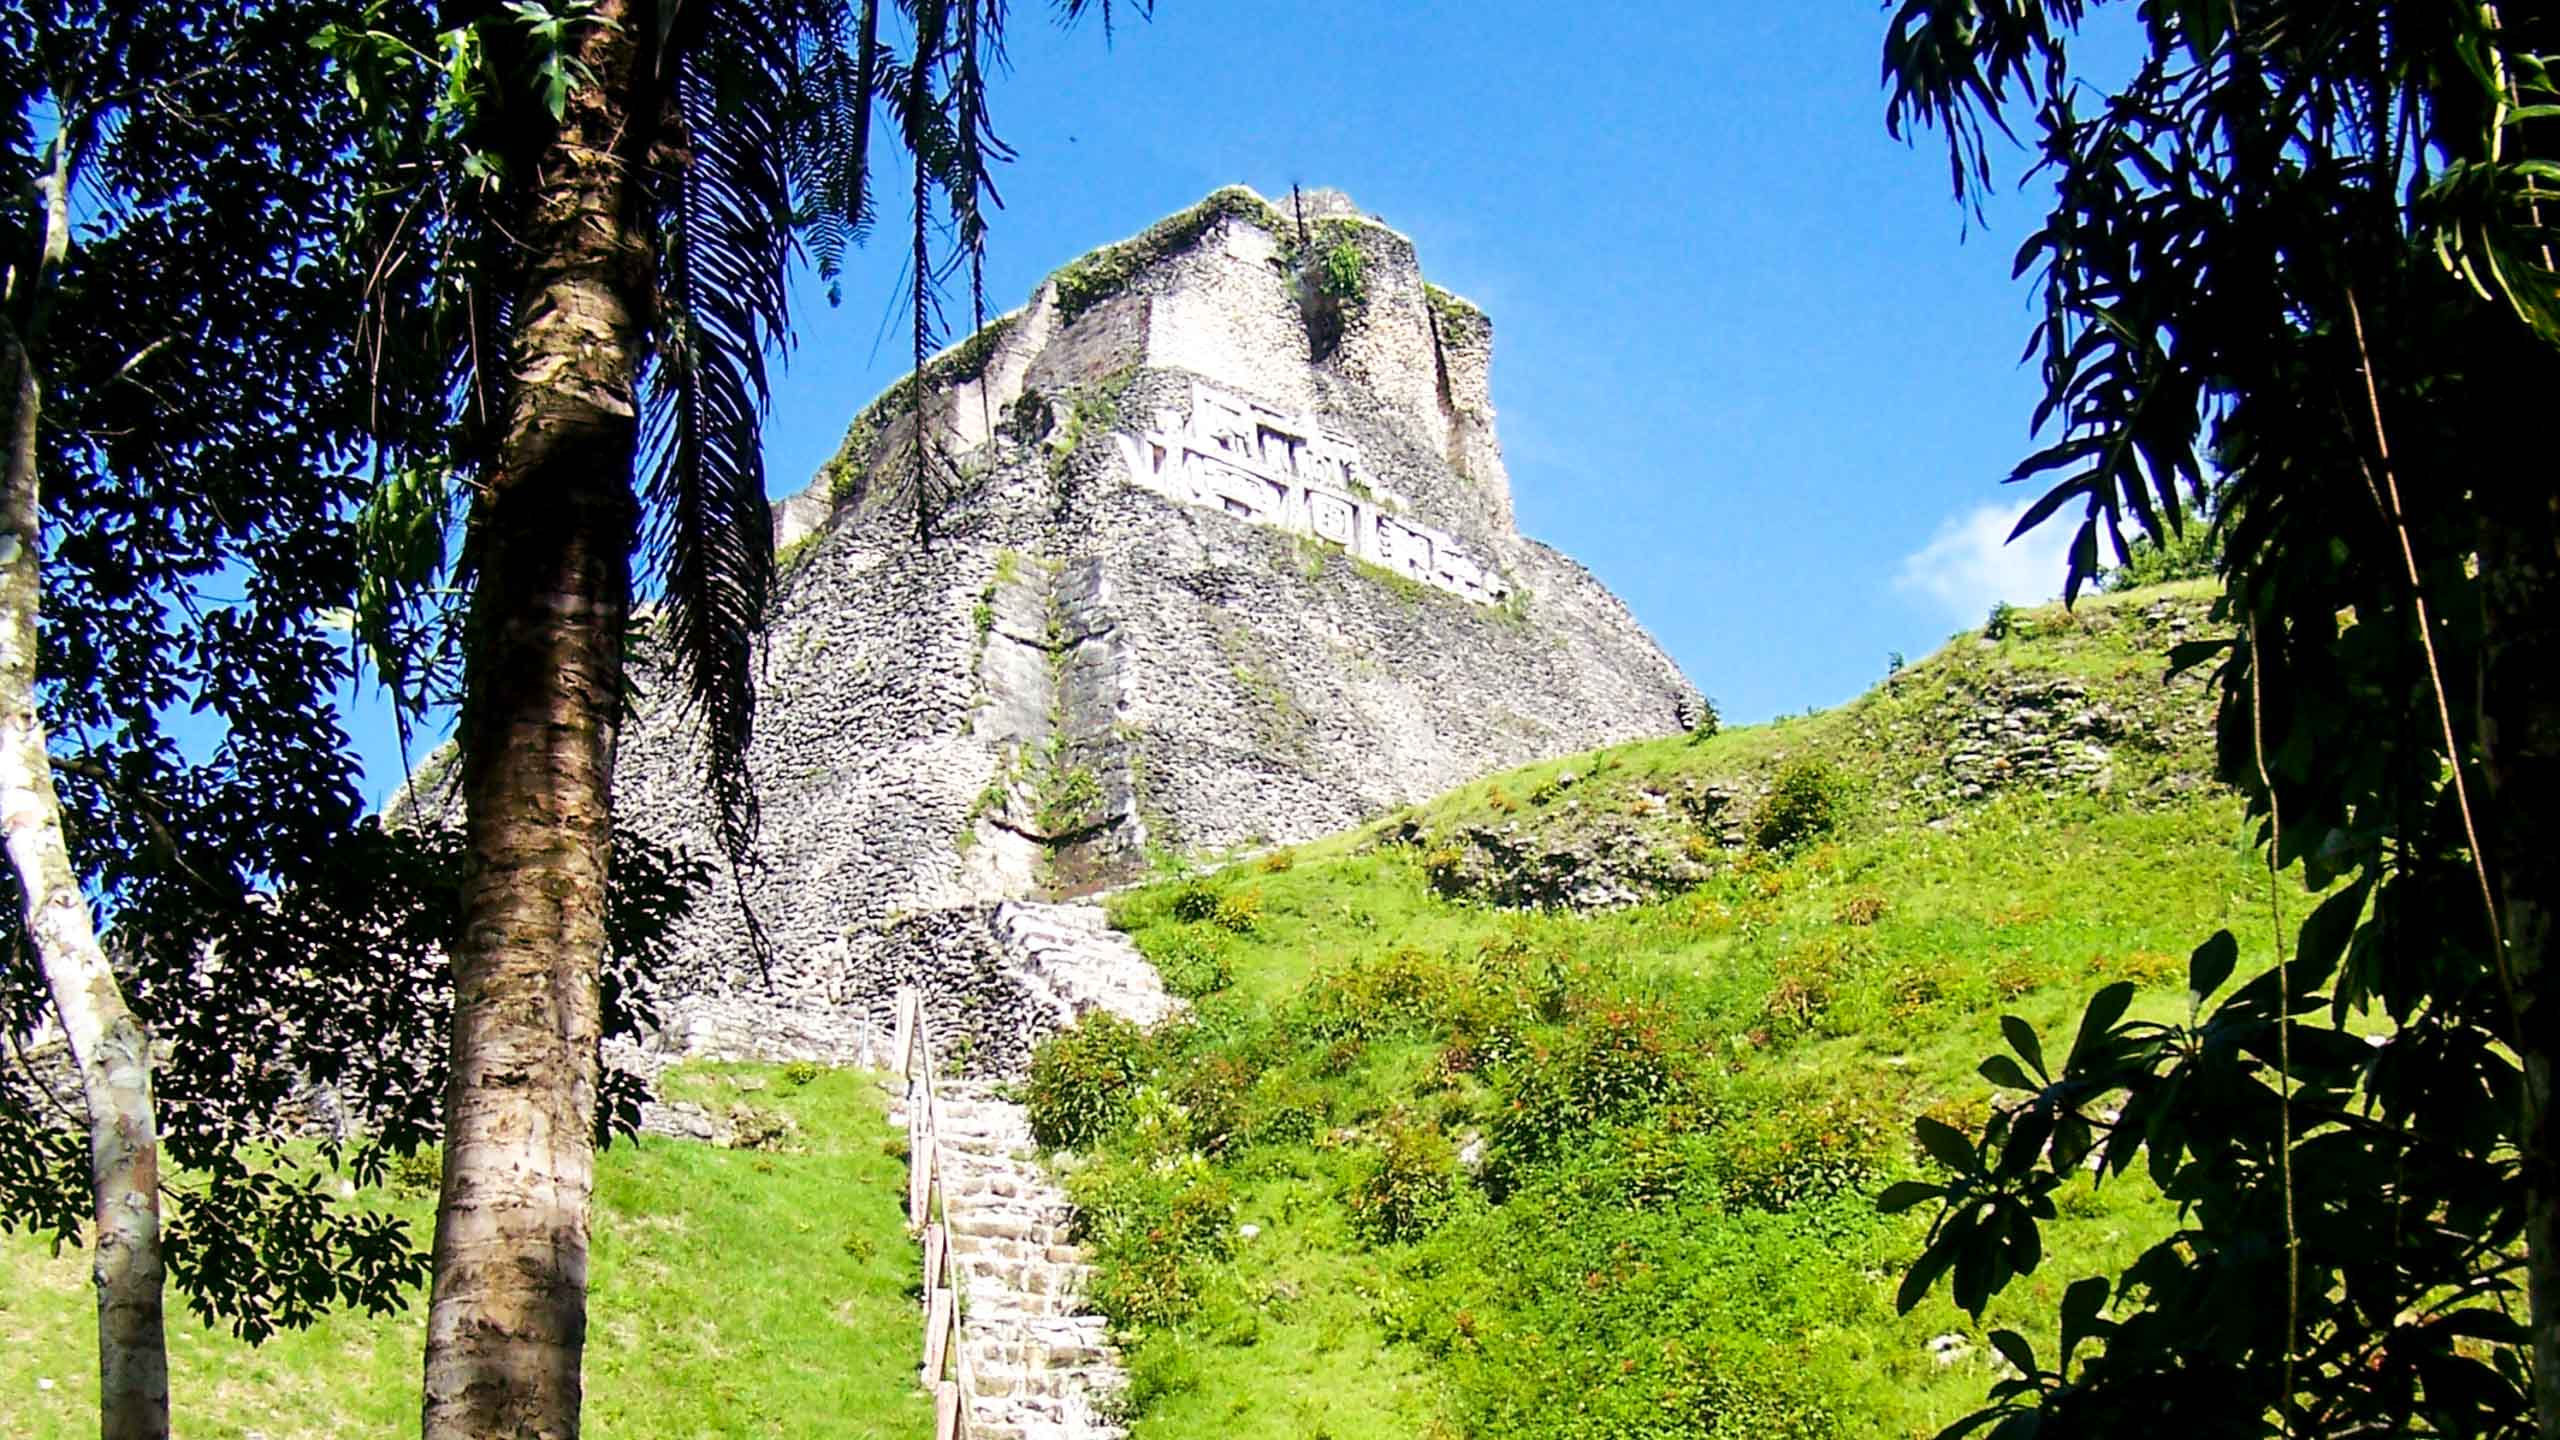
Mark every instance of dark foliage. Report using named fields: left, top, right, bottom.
left=1881, top=4, right=2557, bottom=1434
left=0, top=0, right=717, bottom=1339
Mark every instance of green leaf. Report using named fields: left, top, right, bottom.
left=1915, top=1115, right=1978, bottom=1174
left=2187, top=929, right=2237, bottom=1014
left=1878, top=1180, right=1946, bottom=1215
left=1979, top=1053, right=2036, bottom=1091
left=2067, top=982, right=2136, bottom=1073
left=2058, top=1276, right=2108, bottom=1369
left=1988, top=1328, right=2038, bottom=1377
left=2292, top=877, right=2371, bottom=992
left=2001, top=1015, right=2048, bottom=1080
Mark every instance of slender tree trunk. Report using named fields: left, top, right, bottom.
left=1, top=138, right=170, bottom=1440
left=2479, top=470, right=2558, bottom=1440
left=418, top=9, right=652, bottom=1439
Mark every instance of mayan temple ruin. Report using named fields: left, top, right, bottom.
left=605, top=185, right=1700, bottom=1074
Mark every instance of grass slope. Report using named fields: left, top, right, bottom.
left=1029, top=583, right=2272, bottom=1439
left=1, top=1065, right=927, bottom=1439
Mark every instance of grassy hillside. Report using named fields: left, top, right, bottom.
left=0, top=1065, right=927, bottom=1439
left=1031, top=582, right=2270, bottom=1439
left=4, top=582, right=2257, bottom=1440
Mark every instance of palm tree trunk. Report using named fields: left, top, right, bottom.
left=418, top=8, right=652, bottom=1438
left=1, top=134, right=170, bottom=1440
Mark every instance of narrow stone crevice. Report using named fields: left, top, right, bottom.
left=961, top=553, right=1147, bottom=897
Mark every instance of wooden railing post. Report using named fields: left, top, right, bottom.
left=902, top=983, right=975, bottom=1439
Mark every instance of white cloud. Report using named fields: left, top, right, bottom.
left=1895, top=500, right=2077, bottom=627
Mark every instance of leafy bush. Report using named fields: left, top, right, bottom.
left=1406, top=1176, right=1852, bottom=1440
left=1210, top=888, right=1262, bottom=935
left=1686, top=692, right=1723, bottom=741
left=1486, top=997, right=1695, bottom=1187
left=1984, top=599, right=2021, bottom=639
left=1420, top=843, right=1469, bottom=897
left=1707, top=1083, right=1894, bottom=1213
left=1241, top=1072, right=1330, bottom=1146
left=1168, top=880, right=1261, bottom=934
left=1168, top=880, right=1221, bottom=923
left=1145, top=926, right=1234, bottom=998
left=387, top=1146, right=441, bottom=1196
left=1753, top=759, right=1845, bottom=851
left=1075, top=1153, right=1237, bottom=1329
left=727, top=1102, right=795, bottom=1152
left=1022, top=1011, right=1157, bottom=1151
left=1344, top=1110, right=1459, bottom=1244
left=780, top=1060, right=821, bottom=1087
left=1762, top=933, right=1864, bottom=1032
left=1317, top=239, right=1366, bottom=304
left=1831, top=891, right=1887, bottom=927
left=1293, top=945, right=1473, bottom=1044
left=1166, top=1054, right=1254, bottom=1155
left=2101, top=514, right=2220, bottom=590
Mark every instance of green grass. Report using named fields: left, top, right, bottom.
left=1053, top=584, right=2293, bottom=1439
left=1, top=1064, right=928, bottom=1439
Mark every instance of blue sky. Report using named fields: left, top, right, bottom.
left=346, top=1, right=2093, bottom=804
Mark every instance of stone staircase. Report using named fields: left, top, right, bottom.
left=891, top=900, right=1175, bottom=1440
left=992, top=901, right=1184, bottom=1032
left=918, top=1082, right=1122, bottom=1439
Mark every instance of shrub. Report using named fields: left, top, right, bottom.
left=1763, top=933, right=1864, bottom=1033
left=1259, top=847, right=1296, bottom=873
left=1168, top=880, right=1221, bottom=924
left=780, top=1059, right=821, bottom=1087
left=1344, top=1111, right=1458, bottom=1244
left=1168, top=880, right=1261, bottom=934
left=1294, top=946, right=1472, bottom=1044
left=1210, top=888, right=1263, bottom=935
left=1709, top=1082, right=1895, bottom=1214
left=1022, top=1011, right=1157, bottom=1150
left=1984, top=599, right=2022, bottom=640
left=1167, top=1054, right=1254, bottom=1155
left=727, top=1102, right=795, bottom=1152
left=1831, top=891, right=1887, bottom=927
left=1146, top=926, right=1234, bottom=998
left=387, top=1146, right=442, bottom=1196
left=1318, top=239, right=1366, bottom=303
left=1686, top=692, right=1723, bottom=741
left=1753, top=759, right=1846, bottom=851
left=1421, top=843, right=1469, bottom=897
left=1487, top=997, right=1695, bottom=1186
left=1243, top=1073, right=1331, bottom=1146
left=1075, top=1153, right=1237, bottom=1329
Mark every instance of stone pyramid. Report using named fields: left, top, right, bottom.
left=610, top=185, right=1700, bottom=1066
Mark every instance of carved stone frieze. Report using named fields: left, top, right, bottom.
left=1114, top=381, right=1509, bottom=605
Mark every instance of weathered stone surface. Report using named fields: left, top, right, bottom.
left=607, top=185, right=1698, bottom=1065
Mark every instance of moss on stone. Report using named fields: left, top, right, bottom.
left=1051, top=187, right=1288, bottom=321
left=816, top=311, right=1023, bottom=504
left=1424, top=281, right=1489, bottom=342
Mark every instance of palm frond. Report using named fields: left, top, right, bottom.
left=642, top=0, right=800, bottom=906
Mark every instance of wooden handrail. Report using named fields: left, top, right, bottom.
left=898, top=986, right=974, bottom=1440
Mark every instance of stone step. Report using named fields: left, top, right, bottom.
left=897, top=902, right=1175, bottom=1439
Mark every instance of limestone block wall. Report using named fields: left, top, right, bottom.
left=605, top=185, right=1700, bottom=1068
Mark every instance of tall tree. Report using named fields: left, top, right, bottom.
left=327, top=2, right=1149, bottom=1434
left=1877, top=3, right=2555, bottom=1435
left=2, top=8, right=722, bottom=1436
